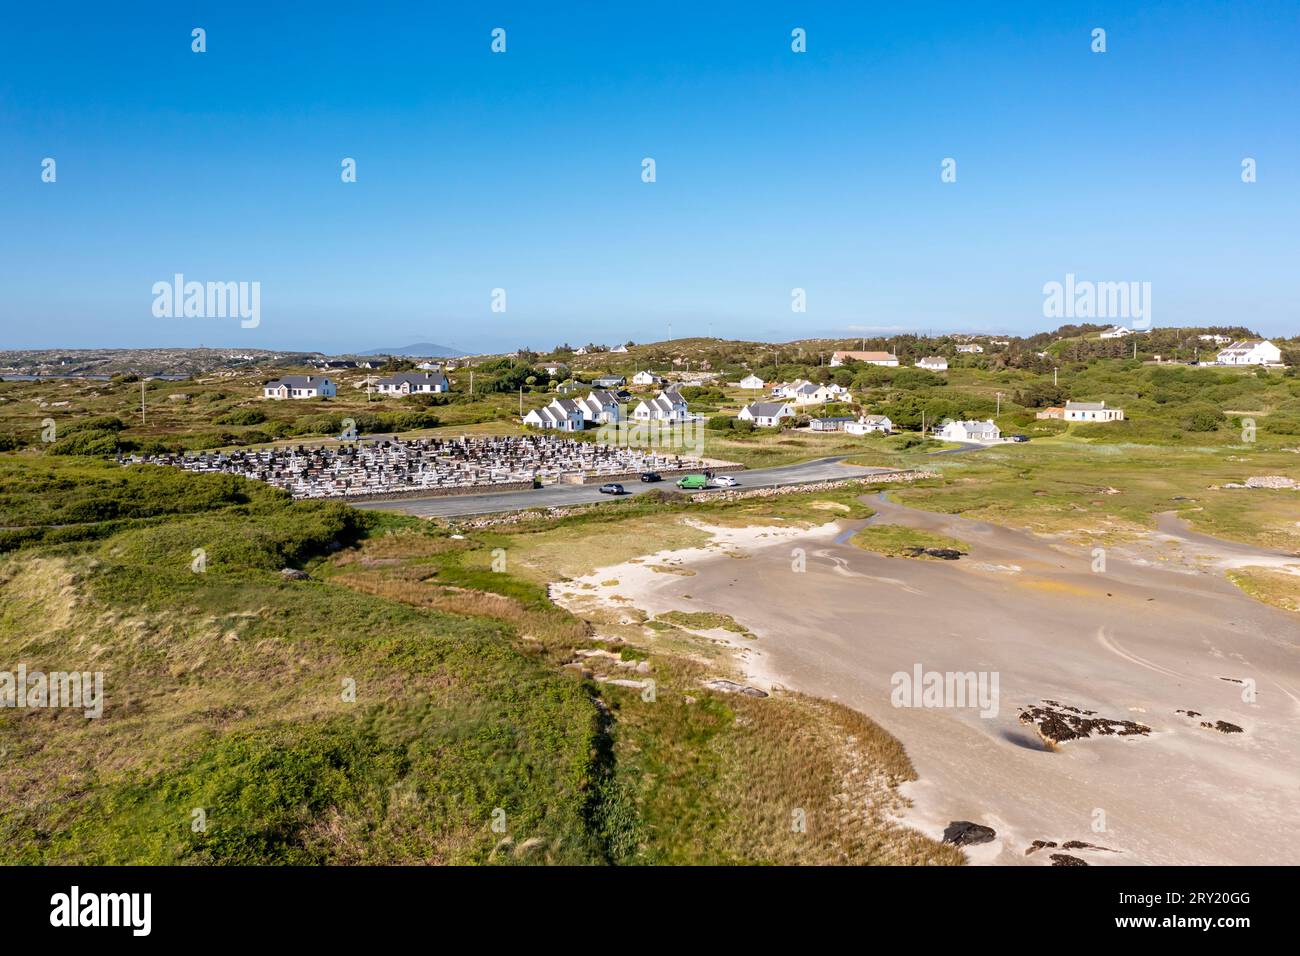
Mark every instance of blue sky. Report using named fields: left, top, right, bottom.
left=1, top=1, right=1297, bottom=353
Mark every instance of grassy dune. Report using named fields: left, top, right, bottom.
left=0, top=462, right=957, bottom=865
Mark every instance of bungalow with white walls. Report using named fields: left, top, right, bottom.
left=524, top=399, right=586, bottom=431
left=938, top=419, right=1000, bottom=442
left=592, top=375, right=626, bottom=388
left=633, top=389, right=690, bottom=422
left=1215, top=340, right=1282, bottom=366
left=955, top=344, right=984, bottom=354
left=830, top=350, right=899, bottom=367
left=610, top=344, right=629, bottom=353
left=738, top=374, right=766, bottom=390
left=915, top=356, right=948, bottom=372
left=1100, top=325, right=1132, bottom=339
left=1064, top=401, right=1124, bottom=422
left=374, top=371, right=450, bottom=394
left=845, top=414, right=893, bottom=435
left=262, top=376, right=336, bottom=399
left=738, top=401, right=794, bottom=428
left=632, top=370, right=664, bottom=387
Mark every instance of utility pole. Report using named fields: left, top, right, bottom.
left=469, top=370, right=474, bottom=397
left=140, top=378, right=146, bottom=424
left=996, top=391, right=1003, bottom=418
left=519, top=387, right=523, bottom=418
left=1053, top=367, right=1058, bottom=387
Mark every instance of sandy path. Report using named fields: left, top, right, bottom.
left=556, top=500, right=1300, bottom=865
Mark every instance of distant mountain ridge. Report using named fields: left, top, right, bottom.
left=357, top=343, right=469, bottom=357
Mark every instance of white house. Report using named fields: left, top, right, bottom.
left=541, top=364, right=567, bottom=376
left=830, top=350, right=898, bottom=367
left=915, top=356, right=948, bottom=372
left=817, top=383, right=853, bottom=402
left=263, top=375, right=336, bottom=400
left=1064, top=401, right=1125, bottom=422
left=576, top=390, right=622, bottom=424
left=632, top=370, right=664, bottom=387
left=938, top=419, right=1000, bottom=442
left=1100, top=325, right=1132, bottom=339
left=374, top=371, right=450, bottom=395
left=633, top=389, right=689, bottom=422
left=845, top=414, right=893, bottom=435
left=524, top=398, right=586, bottom=431
left=610, top=344, right=629, bottom=353
left=1198, top=334, right=1231, bottom=345
left=955, top=344, right=984, bottom=354
left=1216, top=340, right=1282, bottom=366
left=738, top=401, right=794, bottom=428
left=738, top=374, right=766, bottom=390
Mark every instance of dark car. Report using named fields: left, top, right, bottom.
left=1009, top=435, right=1031, bottom=443
left=598, top=483, right=626, bottom=495
left=640, top=472, right=662, bottom=482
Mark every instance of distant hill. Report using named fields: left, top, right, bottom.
left=357, top=343, right=469, bottom=357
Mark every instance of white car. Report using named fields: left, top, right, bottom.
left=709, top=475, right=739, bottom=487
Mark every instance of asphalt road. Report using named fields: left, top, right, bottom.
left=353, top=457, right=907, bottom=518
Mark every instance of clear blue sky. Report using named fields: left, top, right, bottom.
left=2, top=0, right=1297, bottom=353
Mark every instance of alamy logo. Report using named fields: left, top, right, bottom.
left=890, top=664, right=999, bottom=718
left=1, top=665, right=103, bottom=718
left=152, top=273, right=261, bottom=328
left=1042, top=273, right=1151, bottom=327
left=50, top=886, right=151, bottom=936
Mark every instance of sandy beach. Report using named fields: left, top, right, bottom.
left=554, top=497, right=1300, bottom=865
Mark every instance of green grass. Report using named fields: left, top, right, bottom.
left=850, top=525, right=968, bottom=558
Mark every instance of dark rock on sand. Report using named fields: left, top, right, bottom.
left=1061, top=840, right=1118, bottom=852
left=1019, top=701, right=1151, bottom=746
left=943, top=821, right=996, bottom=847
left=903, top=546, right=964, bottom=560
left=1050, top=853, right=1088, bottom=866
left=1201, top=720, right=1244, bottom=734
left=1025, top=840, right=1058, bottom=855
left=1176, top=709, right=1202, bottom=717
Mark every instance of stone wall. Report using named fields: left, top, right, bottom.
left=339, top=480, right=537, bottom=503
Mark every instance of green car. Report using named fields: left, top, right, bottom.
left=675, top=474, right=709, bottom=490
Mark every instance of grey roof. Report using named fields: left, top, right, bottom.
left=1065, top=401, right=1106, bottom=411
left=860, top=414, right=891, bottom=424
left=587, top=389, right=619, bottom=405
left=744, top=402, right=790, bottom=417
left=266, top=375, right=329, bottom=388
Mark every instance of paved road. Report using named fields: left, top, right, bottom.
left=353, top=457, right=906, bottom=518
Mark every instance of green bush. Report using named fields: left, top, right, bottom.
left=215, top=408, right=267, bottom=426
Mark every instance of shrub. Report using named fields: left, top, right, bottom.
left=215, top=408, right=267, bottom=426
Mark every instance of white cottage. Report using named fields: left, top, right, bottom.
left=938, top=419, right=1000, bottom=442
left=738, top=401, right=794, bottom=428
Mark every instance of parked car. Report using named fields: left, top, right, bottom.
left=709, top=475, right=739, bottom=487
left=598, top=483, right=626, bottom=495
left=1009, top=435, right=1030, bottom=443
left=640, top=472, right=662, bottom=482
left=675, top=474, right=709, bottom=490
